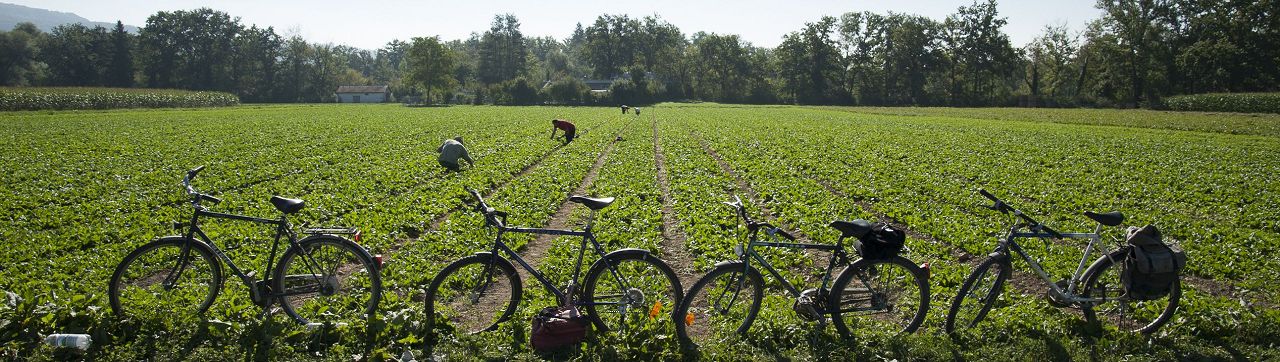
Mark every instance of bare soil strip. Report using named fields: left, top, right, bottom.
left=423, top=143, right=569, bottom=233
left=650, top=112, right=696, bottom=285
left=521, top=126, right=627, bottom=268
left=691, top=132, right=827, bottom=267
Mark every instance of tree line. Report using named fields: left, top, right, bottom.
left=1, top=0, right=1275, bottom=107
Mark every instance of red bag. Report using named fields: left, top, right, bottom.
left=530, top=306, right=589, bottom=352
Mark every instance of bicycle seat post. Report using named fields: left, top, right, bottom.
left=585, top=209, right=597, bottom=231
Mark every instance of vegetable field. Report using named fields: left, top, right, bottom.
left=2, top=104, right=1278, bottom=360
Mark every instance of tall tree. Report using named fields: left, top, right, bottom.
left=777, top=16, right=846, bottom=104
left=406, top=36, right=457, bottom=104
left=0, top=23, right=44, bottom=86
left=41, top=23, right=110, bottom=86
left=478, top=14, right=528, bottom=84
left=1022, top=24, right=1077, bottom=105
left=106, top=21, right=133, bottom=87
left=945, top=0, right=1020, bottom=105
left=1094, top=0, right=1171, bottom=106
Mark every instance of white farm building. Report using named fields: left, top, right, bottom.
left=336, top=85, right=390, bottom=103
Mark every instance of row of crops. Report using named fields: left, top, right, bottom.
left=0, top=87, right=239, bottom=111
left=2, top=104, right=1278, bottom=360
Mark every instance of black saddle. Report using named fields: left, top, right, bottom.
left=1083, top=211, right=1124, bottom=226
left=270, top=196, right=305, bottom=214
left=569, top=196, right=615, bottom=210
left=829, top=220, right=873, bottom=239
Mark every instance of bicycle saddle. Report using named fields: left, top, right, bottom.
left=568, top=196, right=614, bottom=210
left=270, top=196, right=305, bottom=214
left=1083, top=211, right=1124, bottom=226
left=829, top=220, right=873, bottom=239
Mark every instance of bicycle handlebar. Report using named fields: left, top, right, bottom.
left=724, top=195, right=796, bottom=240
left=182, top=166, right=221, bottom=206
left=466, top=187, right=505, bottom=228
left=977, top=189, right=1064, bottom=239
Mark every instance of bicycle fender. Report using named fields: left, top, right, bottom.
left=713, top=260, right=745, bottom=268
left=598, top=248, right=656, bottom=262
left=298, top=234, right=376, bottom=262
left=988, top=252, right=1010, bottom=262
left=468, top=252, right=519, bottom=271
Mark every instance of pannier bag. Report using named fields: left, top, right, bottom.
left=856, top=222, right=906, bottom=260
left=530, top=305, right=588, bottom=352
left=1121, top=225, right=1186, bottom=300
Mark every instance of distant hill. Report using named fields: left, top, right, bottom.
left=0, top=2, right=139, bottom=33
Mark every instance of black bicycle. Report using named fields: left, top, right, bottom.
left=109, top=166, right=382, bottom=324
left=424, top=188, right=683, bottom=337
left=944, top=189, right=1180, bottom=334
left=675, top=196, right=929, bottom=349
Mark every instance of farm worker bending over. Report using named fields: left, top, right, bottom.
left=621, top=105, right=629, bottom=114
left=551, top=119, right=577, bottom=144
left=634, top=107, right=641, bottom=116
left=437, top=136, right=474, bottom=172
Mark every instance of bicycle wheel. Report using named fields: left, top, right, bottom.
left=945, top=255, right=1011, bottom=333
left=425, top=253, right=522, bottom=335
left=582, top=251, right=683, bottom=333
left=1081, top=249, right=1180, bottom=334
left=109, top=237, right=222, bottom=319
left=674, top=262, right=763, bottom=350
left=274, top=235, right=382, bottom=324
left=830, top=256, right=929, bottom=336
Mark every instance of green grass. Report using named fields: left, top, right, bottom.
left=1, top=104, right=1277, bottom=360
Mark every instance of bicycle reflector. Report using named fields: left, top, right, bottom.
left=920, top=262, right=931, bottom=278
left=685, top=313, right=695, bottom=326
left=649, top=300, right=663, bottom=320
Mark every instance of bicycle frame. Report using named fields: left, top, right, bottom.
left=738, top=232, right=848, bottom=303
left=478, top=215, right=634, bottom=309
left=179, top=209, right=291, bottom=289
left=170, top=206, right=330, bottom=304
left=995, top=221, right=1120, bottom=305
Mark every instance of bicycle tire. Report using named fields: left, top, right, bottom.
left=581, top=250, right=683, bottom=333
left=944, top=255, right=1011, bottom=333
left=424, top=253, right=522, bottom=335
left=1080, top=248, right=1180, bottom=334
left=273, top=235, right=382, bottom=324
left=830, top=256, right=929, bottom=337
left=109, top=237, right=222, bottom=319
left=673, top=261, right=764, bottom=350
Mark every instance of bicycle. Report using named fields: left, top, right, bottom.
left=109, top=166, right=383, bottom=324
left=424, top=188, right=683, bottom=338
left=944, top=189, right=1179, bottom=334
left=675, top=196, right=929, bottom=349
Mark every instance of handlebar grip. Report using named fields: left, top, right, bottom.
left=200, top=193, right=222, bottom=204
left=188, top=165, right=206, bottom=179
left=978, top=189, right=998, bottom=202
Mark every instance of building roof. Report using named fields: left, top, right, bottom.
left=336, top=85, right=389, bottom=93
left=583, top=80, right=613, bottom=91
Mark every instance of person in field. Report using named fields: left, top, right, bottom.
left=437, top=136, right=473, bottom=172
left=634, top=107, right=641, bottom=116
left=621, top=105, right=629, bottom=114
left=551, top=119, right=576, bottom=144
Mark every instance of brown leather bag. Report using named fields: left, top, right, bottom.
left=530, top=306, right=588, bottom=352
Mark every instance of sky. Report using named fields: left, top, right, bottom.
left=9, top=0, right=1104, bottom=50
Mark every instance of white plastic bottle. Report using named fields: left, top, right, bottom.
left=43, top=334, right=91, bottom=350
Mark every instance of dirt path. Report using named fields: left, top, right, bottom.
left=691, top=132, right=828, bottom=270
left=520, top=126, right=627, bottom=268
left=650, top=111, right=696, bottom=286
